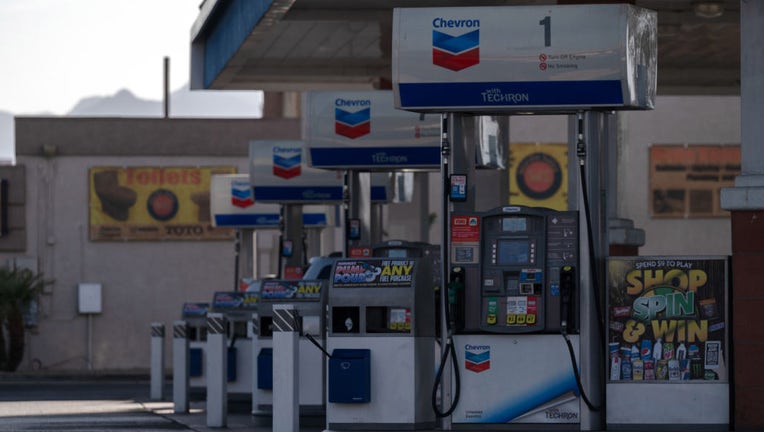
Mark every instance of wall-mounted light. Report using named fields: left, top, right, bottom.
left=693, top=1, right=724, bottom=18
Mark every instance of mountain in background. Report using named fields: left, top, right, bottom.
left=0, top=85, right=263, bottom=163
left=67, top=89, right=161, bottom=116
left=67, top=85, right=263, bottom=117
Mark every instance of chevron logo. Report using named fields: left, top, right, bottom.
left=432, top=18, right=480, bottom=71
left=231, top=179, right=254, bottom=208
left=335, top=102, right=371, bottom=139
left=465, top=344, right=490, bottom=373
left=273, top=146, right=302, bottom=180
left=432, top=29, right=479, bottom=71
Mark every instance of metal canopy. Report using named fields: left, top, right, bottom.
left=191, top=0, right=740, bottom=95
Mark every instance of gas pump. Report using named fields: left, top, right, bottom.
left=205, top=291, right=259, bottom=398
left=325, top=257, right=436, bottom=430
left=389, top=4, right=656, bottom=430
left=454, top=206, right=578, bottom=334
left=440, top=205, right=587, bottom=426
left=253, top=278, right=327, bottom=418
left=183, top=302, right=209, bottom=397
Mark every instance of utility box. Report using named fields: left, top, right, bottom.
left=328, top=349, right=371, bottom=403
left=78, top=283, right=102, bottom=314
left=257, top=348, right=273, bottom=390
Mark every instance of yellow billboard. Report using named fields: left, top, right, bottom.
left=509, top=143, right=568, bottom=210
left=89, top=166, right=236, bottom=241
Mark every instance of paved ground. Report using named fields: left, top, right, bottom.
left=0, top=376, right=733, bottom=431
left=0, top=377, right=323, bottom=431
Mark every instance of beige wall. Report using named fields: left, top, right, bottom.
left=386, top=95, right=739, bottom=256
left=5, top=117, right=304, bottom=372
left=621, top=95, right=738, bottom=256
left=506, top=95, right=737, bottom=256
left=16, top=155, right=249, bottom=371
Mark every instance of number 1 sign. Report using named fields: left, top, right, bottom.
left=392, top=4, right=657, bottom=113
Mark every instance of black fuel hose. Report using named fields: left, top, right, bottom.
left=432, top=331, right=460, bottom=417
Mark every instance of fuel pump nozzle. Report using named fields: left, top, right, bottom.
left=559, top=265, right=575, bottom=333
left=432, top=266, right=464, bottom=418
left=448, top=266, right=465, bottom=328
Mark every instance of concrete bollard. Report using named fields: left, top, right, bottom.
left=150, top=322, right=165, bottom=401
left=250, top=312, right=262, bottom=415
left=206, top=312, right=228, bottom=427
left=273, top=304, right=300, bottom=432
left=172, top=320, right=189, bottom=413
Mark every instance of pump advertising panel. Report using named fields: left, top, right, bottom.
left=392, top=4, right=656, bottom=113
left=210, top=174, right=329, bottom=228
left=607, top=256, right=728, bottom=383
left=303, top=91, right=441, bottom=169
left=332, top=259, right=416, bottom=289
left=260, top=279, right=323, bottom=301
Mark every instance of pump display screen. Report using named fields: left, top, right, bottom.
left=386, top=249, right=408, bottom=258
left=496, top=240, right=530, bottom=265
left=501, top=217, right=527, bottom=232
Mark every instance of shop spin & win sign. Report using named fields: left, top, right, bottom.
left=607, top=257, right=727, bottom=383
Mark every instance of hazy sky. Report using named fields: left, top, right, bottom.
left=0, top=0, right=206, bottom=115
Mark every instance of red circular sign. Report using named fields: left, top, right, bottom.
left=147, top=189, right=179, bottom=221
left=516, top=152, right=562, bottom=200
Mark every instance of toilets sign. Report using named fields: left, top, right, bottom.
left=393, top=4, right=657, bottom=112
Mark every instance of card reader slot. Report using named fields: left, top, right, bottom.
left=519, top=282, right=534, bottom=295
left=366, top=306, right=388, bottom=333
left=259, top=316, right=273, bottom=337
left=504, top=271, right=520, bottom=295
left=332, top=307, right=359, bottom=334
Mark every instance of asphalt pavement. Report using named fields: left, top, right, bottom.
left=0, top=375, right=323, bottom=431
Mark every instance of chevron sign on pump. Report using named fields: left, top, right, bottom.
left=230, top=179, right=254, bottom=208
left=335, top=98, right=371, bottom=139
left=432, top=17, right=480, bottom=71
left=272, top=146, right=301, bottom=179
left=465, top=344, right=491, bottom=373
left=393, top=5, right=657, bottom=112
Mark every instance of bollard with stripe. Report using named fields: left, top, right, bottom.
left=250, top=312, right=263, bottom=415
left=150, top=322, right=165, bottom=401
left=206, top=312, right=228, bottom=428
left=172, top=320, right=189, bottom=413
left=273, top=304, right=300, bottom=432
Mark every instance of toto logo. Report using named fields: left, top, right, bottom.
left=432, top=17, right=480, bottom=71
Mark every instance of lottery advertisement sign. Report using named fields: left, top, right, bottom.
left=607, top=257, right=728, bottom=383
